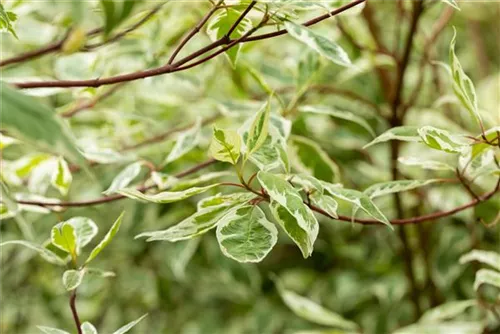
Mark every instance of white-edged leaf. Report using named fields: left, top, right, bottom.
left=258, top=171, right=318, bottom=257
left=165, top=118, right=201, bottom=164
left=85, top=212, right=125, bottom=264
left=56, top=217, right=98, bottom=253
left=363, top=126, right=420, bottom=149
left=310, top=193, right=338, bottom=218
left=284, top=21, right=351, bottom=67
left=300, top=105, right=375, bottom=137
left=418, top=126, right=468, bottom=154
left=86, top=267, right=116, bottom=278
left=118, top=184, right=219, bottom=204
left=274, top=278, right=359, bottom=331
left=80, top=322, right=97, bottom=334
left=112, top=314, right=148, bottom=334
left=289, top=135, right=340, bottom=183
left=393, top=322, right=483, bottom=334
left=0, top=240, right=65, bottom=265
left=206, top=8, right=252, bottom=67
left=460, top=250, right=500, bottom=271
left=398, top=157, right=455, bottom=171
left=62, top=269, right=85, bottom=291
left=50, top=157, right=72, bottom=196
left=210, top=127, right=241, bottom=165
left=450, top=28, right=481, bottom=126
left=216, top=205, right=278, bottom=263
left=150, top=172, right=177, bottom=190
left=37, top=327, right=71, bottom=334
left=364, top=179, right=441, bottom=199
left=103, top=162, right=142, bottom=195
left=473, top=269, right=500, bottom=291
left=245, top=99, right=271, bottom=157
left=419, top=300, right=476, bottom=323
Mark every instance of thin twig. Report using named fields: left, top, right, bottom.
left=70, top=290, right=83, bottom=334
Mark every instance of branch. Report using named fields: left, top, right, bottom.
left=226, top=1, right=257, bottom=37
left=12, top=0, right=366, bottom=89
left=70, top=290, right=83, bottom=334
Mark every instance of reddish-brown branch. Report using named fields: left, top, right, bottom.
left=12, top=0, right=366, bottom=89
left=69, top=290, right=83, bottom=334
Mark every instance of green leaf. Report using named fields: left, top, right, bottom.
left=62, top=269, right=85, bottom=291
left=118, top=184, right=219, bottom=204
left=398, top=157, right=455, bottom=171
left=51, top=223, right=77, bottom=255
left=245, top=99, right=271, bottom=158
left=300, top=105, right=375, bottom=137
left=322, top=184, right=391, bottom=228
left=419, top=300, right=476, bottom=323
left=85, top=212, right=125, bottom=264
left=441, top=0, right=460, bottom=10
left=112, top=314, right=148, bottom=334
left=459, top=250, right=500, bottom=271
left=450, top=28, right=481, bottom=126
left=393, top=322, right=483, bottom=334
left=471, top=126, right=500, bottom=159
left=289, top=135, right=340, bottom=183
left=81, top=322, right=98, bottom=334
left=60, top=217, right=99, bottom=253
left=418, top=126, right=467, bottom=154
left=209, top=127, right=241, bottom=165
left=0, top=240, right=65, bottom=265
left=297, top=51, right=320, bottom=90
left=258, top=172, right=318, bottom=257
left=50, top=157, right=72, bottom=196
left=310, top=193, right=338, bottom=219
left=216, top=205, right=278, bottom=263
left=274, top=278, right=359, bottom=331
left=103, top=162, right=143, bottom=195
left=0, top=4, right=18, bottom=38
left=473, top=269, right=500, bottom=291
left=136, top=194, right=254, bottom=242
left=37, top=327, right=71, bottom=334
left=364, top=179, right=441, bottom=199
left=207, top=8, right=253, bottom=67
left=165, top=118, right=201, bottom=164
left=363, top=126, right=420, bottom=149
left=100, top=0, right=139, bottom=36
left=0, top=82, right=88, bottom=169
left=284, top=21, right=351, bottom=67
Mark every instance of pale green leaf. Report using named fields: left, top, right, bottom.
left=112, top=314, right=148, bottom=334
left=150, top=172, right=177, bottom=190
left=310, top=193, right=338, bottom=218
left=50, top=157, right=72, bottom=196
left=363, top=126, right=420, bottom=149
left=418, top=126, right=468, bottom=154
left=460, top=250, right=500, bottom=271
left=473, top=269, right=500, bottom=291
left=85, top=212, right=125, bottom=264
left=398, top=157, right=455, bottom=171
left=51, top=223, right=77, bottom=254
left=209, top=127, right=241, bottom=165
left=284, top=21, right=351, bottom=67
left=103, top=162, right=143, bottom=195
left=300, top=105, right=375, bottom=137
left=216, top=205, right=278, bottom=263
left=58, top=217, right=98, bottom=253
left=364, top=179, right=441, bottom=199
left=81, top=322, right=98, bottom=334
left=245, top=99, right=271, bottom=157
left=62, top=269, right=85, bottom=291
left=165, top=118, right=201, bottom=164
left=419, top=300, right=476, bottom=323
left=118, top=184, right=219, bottom=204
left=0, top=240, right=65, bottom=265
left=258, top=172, right=318, bottom=257
left=297, top=51, right=320, bottom=89
left=289, top=135, right=340, bottom=183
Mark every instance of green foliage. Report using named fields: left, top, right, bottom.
left=0, top=3, right=18, bottom=38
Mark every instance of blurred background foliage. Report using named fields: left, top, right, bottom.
left=1, top=1, right=499, bottom=333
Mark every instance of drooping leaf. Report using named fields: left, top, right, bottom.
left=50, top=157, right=72, bottom=196
left=103, top=162, right=143, bottom=195
left=245, top=99, right=271, bottom=157
left=62, top=269, right=85, bottom=291
left=258, top=171, right=318, bottom=257
left=274, top=278, right=359, bottom=331
left=289, top=135, right=340, bottom=183
left=85, top=212, right=125, bottom=264
left=80, top=322, right=98, bottom=334
left=209, top=127, right=241, bottom=165
left=51, top=223, right=77, bottom=255
left=207, top=8, right=253, bottom=67
left=284, top=21, right=351, bottom=67
left=37, top=327, right=71, bottom=334
left=165, top=118, right=201, bottom=164
left=450, top=28, right=481, bottom=126
left=300, top=105, right=375, bottom=137
left=363, top=126, right=420, bottom=149
left=118, top=184, right=219, bottom=204
left=112, top=314, right=148, bottom=334
left=216, top=205, right=278, bottom=263
left=419, top=300, right=476, bottom=323
left=0, top=240, right=65, bottom=265
left=459, top=250, right=500, bottom=271
left=0, top=82, right=87, bottom=169
left=473, top=269, right=500, bottom=291
left=418, top=126, right=467, bottom=154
